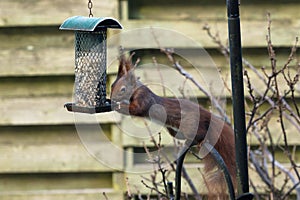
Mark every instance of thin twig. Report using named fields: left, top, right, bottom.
left=160, top=48, right=230, bottom=123
left=266, top=14, right=300, bottom=183
left=203, top=21, right=300, bottom=132
left=153, top=56, right=167, bottom=97
left=181, top=165, right=202, bottom=200
left=141, top=180, right=167, bottom=197
left=125, top=177, right=132, bottom=200
left=203, top=14, right=300, bottom=199
left=103, top=192, right=109, bottom=200
left=282, top=181, right=300, bottom=200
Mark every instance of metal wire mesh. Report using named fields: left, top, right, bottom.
left=74, top=30, right=107, bottom=108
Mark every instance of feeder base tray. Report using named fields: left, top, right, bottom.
left=64, top=101, right=112, bottom=114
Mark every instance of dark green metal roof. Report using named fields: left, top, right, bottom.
left=59, top=16, right=122, bottom=31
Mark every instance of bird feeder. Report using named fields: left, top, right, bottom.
left=60, top=16, right=122, bottom=113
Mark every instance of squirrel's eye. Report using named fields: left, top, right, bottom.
left=120, top=86, right=126, bottom=93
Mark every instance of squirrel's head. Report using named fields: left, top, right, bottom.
left=110, top=50, right=138, bottom=113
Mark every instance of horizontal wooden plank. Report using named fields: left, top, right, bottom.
left=0, top=76, right=74, bottom=98
left=119, top=117, right=178, bottom=147
left=109, top=66, right=223, bottom=97
left=124, top=143, right=300, bottom=167
left=2, top=0, right=299, bottom=28
left=128, top=0, right=300, bottom=21
left=0, top=26, right=120, bottom=77
left=0, top=26, right=73, bottom=76
left=0, top=173, right=123, bottom=200
left=0, top=68, right=298, bottom=127
left=108, top=64, right=300, bottom=98
left=0, top=69, right=281, bottom=98
left=124, top=48, right=300, bottom=73
left=0, top=45, right=74, bottom=76
left=120, top=19, right=300, bottom=48
left=0, top=125, right=111, bottom=145
left=0, top=97, right=121, bottom=125
left=120, top=107, right=300, bottom=147
left=0, top=125, right=123, bottom=172
left=1, top=47, right=298, bottom=97
left=2, top=45, right=298, bottom=77
left=0, top=25, right=298, bottom=77
left=125, top=163, right=298, bottom=195
left=0, top=0, right=118, bottom=27
left=0, top=190, right=123, bottom=200
left=0, top=173, right=112, bottom=192
left=0, top=173, right=124, bottom=200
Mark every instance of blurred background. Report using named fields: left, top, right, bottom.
left=0, top=0, right=299, bottom=199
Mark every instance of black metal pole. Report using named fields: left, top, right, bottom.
left=175, top=146, right=190, bottom=200
left=167, top=182, right=175, bottom=200
left=226, top=0, right=250, bottom=195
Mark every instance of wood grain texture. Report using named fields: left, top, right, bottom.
left=120, top=114, right=300, bottom=147
left=0, top=0, right=299, bottom=198
left=0, top=125, right=123, bottom=173
left=125, top=164, right=297, bottom=195
left=128, top=0, right=300, bottom=21
left=120, top=20, right=300, bottom=48
left=0, top=191, right=123, bottom=200
left=0, top=0, right=118, bottom=27
left=0, top=24, right=298, bottom=77
left=0, top=97, right=121, bottom=125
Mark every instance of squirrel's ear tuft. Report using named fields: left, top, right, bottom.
left=117, top=47, right=135, bottom=78
left=117, top=47, right=127, bottom=78
left=127, top=69, right=137, bottom=86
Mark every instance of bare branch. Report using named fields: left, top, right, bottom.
left=153, top=56, right=167, bottom=97
left=203, top=20, right=300, bottom=132
left=160, top=48, right=230, bottom=123
left=103, top=192, right=109, bottom=200
left=125, top=177, right=133, bottom=200
left=203, top=13, right=300, bottom=199
left=141, top=180, right=167, bottom=197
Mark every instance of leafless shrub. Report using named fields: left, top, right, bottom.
left=127, top=13, right=299, bottom=200
left=201, top=13, right=300, bottom=199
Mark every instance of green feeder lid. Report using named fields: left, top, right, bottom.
left=59, top=16, right=122, bottom=31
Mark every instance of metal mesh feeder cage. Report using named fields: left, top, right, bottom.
left=60, top=16, right=122, bottom=113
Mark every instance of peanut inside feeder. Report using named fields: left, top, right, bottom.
left=74, top=31, right=107, bottom=107
left=59, top=16, right=122, bottom=113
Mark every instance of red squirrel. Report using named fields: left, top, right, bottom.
left=110, top=53, right=236, bottom=196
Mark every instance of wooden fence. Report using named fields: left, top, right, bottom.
left=0, top=0, right=299, bottom=199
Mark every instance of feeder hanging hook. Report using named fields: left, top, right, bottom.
left=88, top=0, right=93, bottom=17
